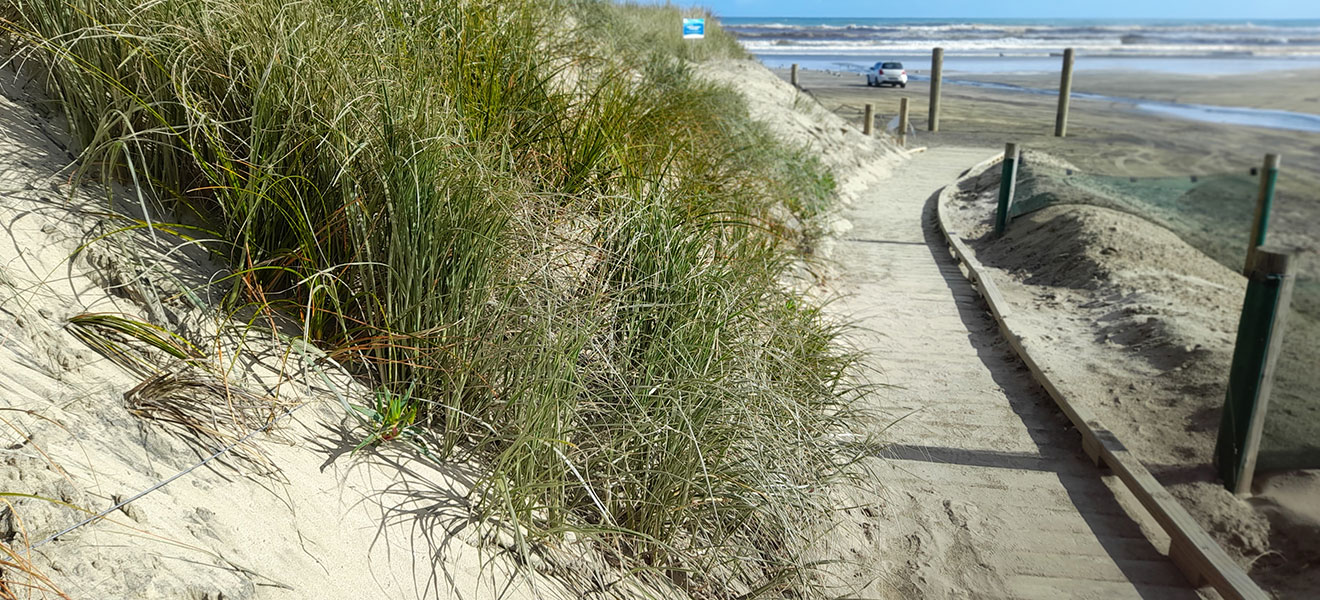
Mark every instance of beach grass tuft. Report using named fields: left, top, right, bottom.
left=3, top=0, right=863, bottom=594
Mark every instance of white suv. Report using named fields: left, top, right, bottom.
left=867, top=62, right=907, bottom=88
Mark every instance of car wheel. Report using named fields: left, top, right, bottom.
left=900, top=83, right=907, bottom=88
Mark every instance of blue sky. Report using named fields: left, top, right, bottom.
left=694, top=0, right=1320, bottom=19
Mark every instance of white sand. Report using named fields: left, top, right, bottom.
left=695, top=59, right=903, bottom=204
left=696, top=59, right=907, bottom=273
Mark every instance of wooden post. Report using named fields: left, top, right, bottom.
left=790, top=63, right=799, bottom=88
left=994, top=143, right=1019, bottom=237
left=1055, top=48, right=1075, bottom=137
left=1246, top=154, right=1281, bottom=272
left=1215, top=248, right=1295, bottom=495
left=928, top=47, right=943, bottom=132
left=863, top=103, right=874, bottom=135
left=898, top=97, right=910, bottom=147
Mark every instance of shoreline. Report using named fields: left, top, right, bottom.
left=753, top=54, right=1320, bottom=77
left=778, top=66, right=1320, bottom=188
left=956, top=69, right=1320, bottom=116
left=723, top=16, right=1320, bottom=76
left=773, top=65, right=1320, bottom=121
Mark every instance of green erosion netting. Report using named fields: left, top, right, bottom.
left=1011, top=160, right=1320, bottom=472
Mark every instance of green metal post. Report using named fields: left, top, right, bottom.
left=1216, top=248, right=1295, bottom=495
left=994, top=143, right=1019, bottom=237
left=1245, top=154, right=1280, bottom=272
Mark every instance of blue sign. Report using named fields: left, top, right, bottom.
left=682, top=18, right=705, bottom=40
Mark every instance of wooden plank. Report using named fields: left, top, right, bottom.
left=1004, top=574, right=1201, bottom=600
left=1008, top=551, right=1188, bottom=585
left=933, top=153, right=1269, bottom=600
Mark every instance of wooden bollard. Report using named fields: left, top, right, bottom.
left=994, top=142, right=1020, bottom=237
left=898, top=97, right=910, bottom=147
left=790, top=63, right=799, bottom=88
left=1216, top=247, right=1295, bottom=495
left=928, top=47, right=944, bottom=132
left=1055, top=48, right=1075, bottom=137
left=1246, top=154, right=1281, bottom=272
left=863, top=103, right=874, bottom=135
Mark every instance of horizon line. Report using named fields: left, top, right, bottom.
left=712, top=15, right=1320, bottom=21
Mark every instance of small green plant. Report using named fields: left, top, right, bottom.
left=350, top=384, right=425, bottom=454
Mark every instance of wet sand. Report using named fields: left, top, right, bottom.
left=780, top=68, right=1320, bottom=176
left=960, top=70, right=1320, bottom=116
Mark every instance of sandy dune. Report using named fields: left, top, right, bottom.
left=0, top=56, right=903, bottom=598
left=0, top=63, right=626, bottom=600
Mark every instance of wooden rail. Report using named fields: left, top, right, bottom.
left=936, top=153, right=1269, bottom=600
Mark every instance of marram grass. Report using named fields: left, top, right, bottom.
left=3, top=0, right=864, bottom=595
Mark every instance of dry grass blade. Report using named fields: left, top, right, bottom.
left=0, top=547, right=69, bottom=600
left=124, top=372, right=291, bottom=472
left=0, top=500, right=71, bottom=600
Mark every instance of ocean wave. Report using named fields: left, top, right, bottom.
left=740, top=39, right=1319, bottom=58
left=754, top=38, right=1110, bottom=50
left=724, top=20, right=1320, bottom=51
left=726, top=21, right=1320, bottom=34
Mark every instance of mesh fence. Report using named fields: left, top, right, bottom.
left=1010, top=159, right=1319, bottom=472
left=1010, top=163, right=1258, bottom=268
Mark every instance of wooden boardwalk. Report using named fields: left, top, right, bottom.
left=830, top=147, right=1200, bottom=599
